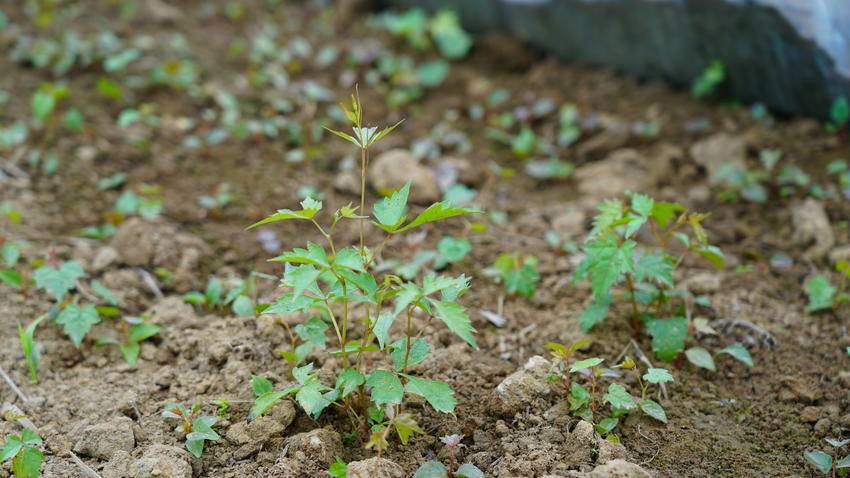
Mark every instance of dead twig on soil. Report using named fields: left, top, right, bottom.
left=69, top=451, right=103, bottom=478
left=709, top=319, right=775, bottom=348
left=0, top=366, right=29, bottom=404
left=137, top=268, right=164, bottom=299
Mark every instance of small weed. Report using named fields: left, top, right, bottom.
left=691, top=60, right=725, bottom=99
left=490, top=252, right=539, bottom=298
left=805, top=261, right=850, bottom=313
left=162, top=403, right=220, bottom=458
left=805, top=438, right=850, bottom=476
left=412, top=434, right=484, bottom=477
left=0, top=428, right=43, bottom=478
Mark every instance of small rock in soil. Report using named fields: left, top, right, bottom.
left=439, top=155, right=484, bottom=187
left=285, top=427, right=342, bottom=467
left=110, top=218, right=210, bottom=291
left=574, top=149, right=667, bottom=202
left=333, top=169, right=361, bottom=195
left=680, top=271, right=722, bottom=295
left=92, top=246, right=120, bottom=272
left=829, top=245, right=850, bottom=265
left=689, top=133, right=746, bottom=179
left=551, top=209, right=587, bottom=240
left=567, top=420, right=596, bottom=465
left=494, top=355, right=553, bottom=416
left=800, top=406, right=821, bottom=423
left=596, top=438, right=628, bottom=465
left=147, top=296, right=198, bottom=328
left=73, top=416, right=135, bottom=460
left=791, top=198, right=834, bottom=260
left=589, top=459, right=653, bottom=478
left=225, top=400, right=296, bottom=446
left=130, top=444, right=195, bottom=478
left=347, top=457, right=405, bottom=478
left=368, top=149, right=440, bottom=204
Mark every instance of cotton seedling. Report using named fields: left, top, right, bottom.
left=248, top=92, right=480, bottom=450
left=183, top=276, right=255, bottom=316
left=490, top=252, right=540, bottom=298
left=573, top=193, right=725, bottom=361
left=545, top=340, right=673, bottom=441
left=412, top=434, right=484, bottom=477
left=805, top=261, right=850, bottom=313
left=805, top=438, right=850, bottom=476
left=18, top=314, right=46, bottom=384
left=162, top=403, right=220, bottom=458
left=96, top=317, right=161, bottom=366
left=691, top=60, right=725, bottom=99
left=1, top=428, right=43, bottom=478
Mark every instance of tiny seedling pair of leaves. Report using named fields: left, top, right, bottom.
left=413, top=460, right=484, bottom=478
left=162, top=404, right=220, bottom=458
left=604, top=383, right=668, bottom=424
left=55, top=303, right=100, bottom=348
left=372, top=181, right=480, bottom=234
left=97, top=321, right=161, bottom=366
left=685, top=343, right=753, bottom=372
left=805, top=450, right=850, bottom=474
left=1, top=428, right=43, bottom=478
left=249, top=365, right=335, bottom=421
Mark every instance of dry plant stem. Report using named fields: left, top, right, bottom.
left=629, top=339, right=668, bottom=400
left=0, top=365, right=29, bottom=403
left=402, top=307, right=413, bottom=373
left=69, top=451, right=103, bottom=478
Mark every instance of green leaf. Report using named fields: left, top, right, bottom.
left=417, top=60, right=450, bottom=88
left=31, top=90, right=56, bottom=124
left=429, top=299, right=477, bottom=348
left=639, top=399, right=668, bottom=423
left=204, top=277, right=223, bottom=306
left=392, top=413, right=424, bottom=444
left=19, top=316, right=44, bottom=384
left=248, top=198, right=323, bottom=228
left=604, top=383, right=636, bottom=412
left=394, top=201, right=480, bottom=233
left=0, top=269, right=21, bottom=288
left=455, top=464, right=485, bottom=478
left=372, top=313, right=396, bottom=349
left=0, top=436, right=22, bottom=461
left=119, top=342, right=140, bottom=366
left=651, top=201, right=685, bottom=228
left=2, top=242, right=20, bottom=267
left=634, top=252, right=674, bottom=287
left=231, top=295, right=254, bottom=317
left=56, top=303, right=100, bottom=347
left=583, top=236, right=635, bottom=296
left=570, top=357, right=604, bottom=373
left=692, top=244, right=725, bottom=270
left=685, top=347, right=716, bottom=371
left=836, top=454, right=850, bottom=470
left=327, top=457, right=348, bottom=478
left=403, top=375, right=457, bottom=413
left=436, top=236, right=471, bottom=265
left=20, top=430, right=41, bottom=447
left=429, top=10, right=472, bottom=59
left=805, top=275, right=836, bottom=312
left=185, top=437, right=205, bottom=458
left=270, top=243, right=330, bottom=268
left=390, top=338, right=430, bottom=371
left=90, top=280, right=119, bottom=306
left=646, top=317, right=687, bottom=362
left=12, top=447, right=42, bottom=478
left=372, top=181, right=410, bottom=231
left=289, top=265, right=322, bottom=298
left=189, top=416, right=220, bottom=442
left=366, top=370, right=404, bottom=407
left=805, top=451, right=833, bottom=474
left=579, top=294, right=611, bottom=331
left=251, top=375, right=274, bottom=396
left=335, top=368, right=365, bottom=398
left=642, top=368, right=674, bottom=384
left=504, top=263, right=539, bottom=298
left=295, top=316, right=329, bottom=347
left=718, top=343, right=753, bottom=368
left=413, top=460, right=448, bottom=478
left=333, top=247, right=366, bottom=272
left=34, top=261, right=85, bottom=300
left=249, top=388, right=296, bottom=420
left=183, top=291, right=206, bottom=305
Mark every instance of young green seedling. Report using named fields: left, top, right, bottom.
left=412, top=434, right=484, bottom=477
left=1, top=428, right=43, bottom=478
left=247, top=92, right=480, bottom=451
left=491, top=252, right=539, bottom=298
left=96, top=317, right=161, bottom=366
left=162, top=403, right=220, bottom=458
left=18, top=314, right=46, bottom=383
left=805, top=438, right=850, bottom=477
left=573, top=193, right=725, bottom=362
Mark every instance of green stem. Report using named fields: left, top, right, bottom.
left=402, top=307, right=413, bottom=373
left=359, top=146, right=368, bottom=255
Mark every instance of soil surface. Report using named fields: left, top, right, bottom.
left=1, top=1, right=849, bottom=477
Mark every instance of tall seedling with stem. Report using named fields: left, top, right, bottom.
left=248, top=91, right=480, bottom=453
